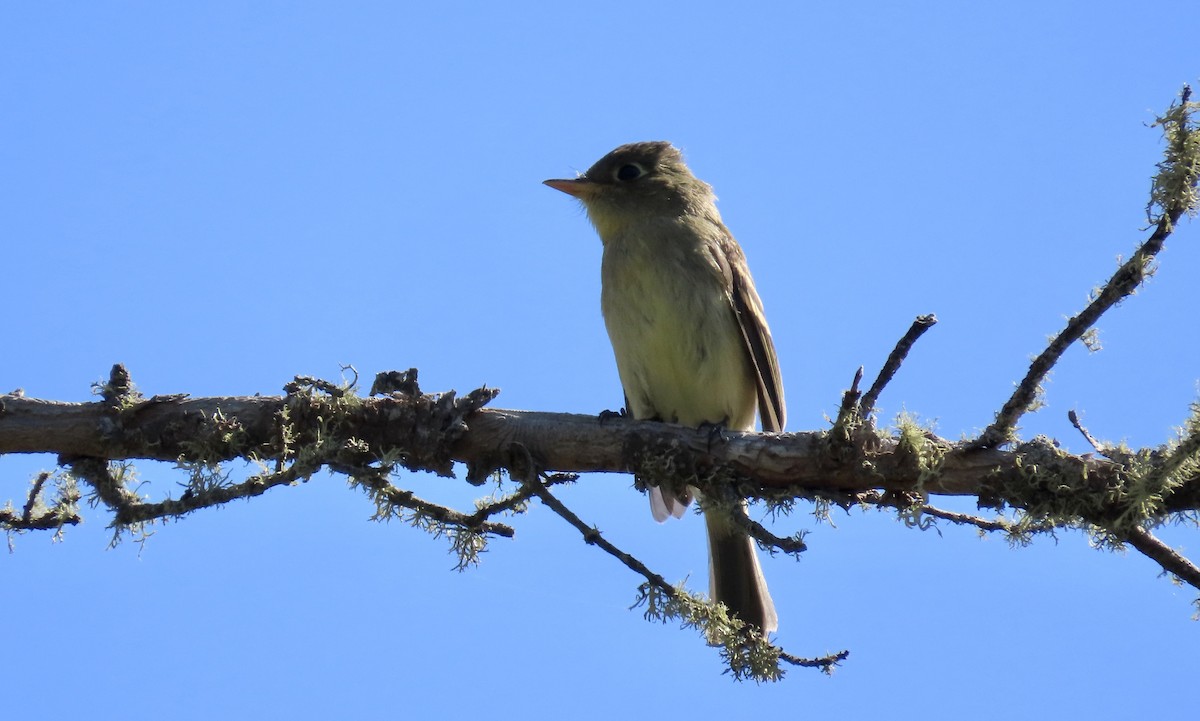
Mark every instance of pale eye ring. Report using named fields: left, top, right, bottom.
left=616, top=163, right=644, bottom=181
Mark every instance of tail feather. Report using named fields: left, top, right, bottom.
left=705, top=505, right=777, bottom=637
left=648, top=486, right=691, bottom=522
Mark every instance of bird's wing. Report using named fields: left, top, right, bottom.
left=724, top=234, right=786, bottom=433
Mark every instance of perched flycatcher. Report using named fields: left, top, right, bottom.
left=545, top=141, right=784, bottom=636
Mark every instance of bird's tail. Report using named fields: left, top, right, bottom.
left=705, top=504, right=777, bottom=637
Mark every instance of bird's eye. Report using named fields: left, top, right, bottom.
left=616, top=163, right=643, bottom=181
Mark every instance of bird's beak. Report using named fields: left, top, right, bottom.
left=543, top=177, right=597, bottom=199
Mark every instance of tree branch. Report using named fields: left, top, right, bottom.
left=972, top=85, right=1199, bottom=449
left=1123, top=525, right=1200, bottom=590
left=523, top=470, right=846, bottom=680
left=2, top=87, right=1196, bottom=682
left=5, top=391, right=1200, bottom=511
left=859, top=314, right=938, bottom=421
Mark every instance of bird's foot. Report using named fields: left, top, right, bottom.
left=698, top=419, right=731, bottom=453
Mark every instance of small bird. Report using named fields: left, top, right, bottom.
left=545, top=141, right=784, bottom=636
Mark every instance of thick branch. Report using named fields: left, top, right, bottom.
left=4, top=394, right=1199, bottom=515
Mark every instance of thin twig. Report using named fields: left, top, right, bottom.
left=781, top=649, right=850, bottom=669
left=739, top=514, right=808, bottom=555
left=526, top=476, right=674, bottom=593
left=1124, top=525, right=1200, bottom=591
left=0, top=508, right=82, bottom=532
left=831, top=367, right=864, bottom=435
left=856, top=490, right=1063, bottom=537
left=117, top=463, right=305, bottom=526
left=919, top=504, right=1016, bottom=533
left=1068, top=409, right=1110, bottom=456
left=919, top=504, right=1060, bottom=536
left=354, top=472, right=515, bottom=538
left=21, top=472, right=51, bottom=523
left=464, top=473, right=578, bottom=529
left=0, top=472, right=82, bottom=532
left=859, top=314, right=938, bottom=420
left=1066, top=409, right=1137, bottom=465
left=525, top=476, right=846, bottom=676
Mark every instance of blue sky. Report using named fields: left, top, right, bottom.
left=3, top=2, right=1198, bottom=717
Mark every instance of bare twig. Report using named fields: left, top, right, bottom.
left=0, top=507, right=82, bottom=532
left=919, top=504, right=1064, bottom=539
left=20, top=471, right=50, bottom=523
left=835, top=367, right=864, bottom=428
left=1124, top=525, right=1200, bottom=591
left=463, top=472, right=577, bottom=528
left=739, top=513, right=808, bottom=556
left=110, top=461, right=303, bottom=527
left=0, top=471, right=82, bottom=533
left=525, top=476, right=673, bottom=591
left=1068, top=409, right=1110, bottom=456
left=917, top=504, right=1020, bottom=533
left=781, top=648, right=851, bottom=670
left=856, top=490, right=1063, bottom=537
left=859, top=314, right=938, bottom=420
left=352, top=472, right=515, bottom=538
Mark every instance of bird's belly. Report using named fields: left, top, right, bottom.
left=602, top=255, right=756, bottom=431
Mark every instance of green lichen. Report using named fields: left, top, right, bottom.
left=1147, top=86, right=1200, bottom=228
left=633, top=581, right=784, bottom=683
left=894, top=412, right=946, bottom=489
